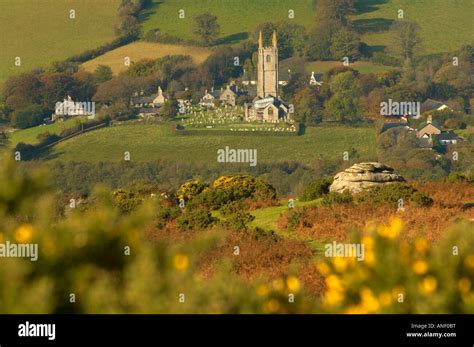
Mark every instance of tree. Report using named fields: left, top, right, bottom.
left=389, top=20, right=421, bottom=61
left=292, top=87, right=324, bottom=124
left=315, top=0, right=356, bottom=26
left=12, top=105, right=46, bottom=129
left=160, top=98, right=178, bottom=120
left=325, top=71, right=362, bottom=122
left=329, top=27, right=360, bottom=60
left=93, top=65, right=113, bottom=85
left=194, top=13, right=220, bottom=45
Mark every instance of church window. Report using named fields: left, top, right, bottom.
left=266, top=55, right=271, bottom=63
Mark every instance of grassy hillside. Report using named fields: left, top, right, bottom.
left=140, top=0, right=473, bottom=54
left=352, top=0, right=474, bottom=55
left=82, top=42, right=212, bottom=74
left=0, top=0, right=121, bottom=83
left=140, top=0, right=315, bottom=44
left=40, top=123, right=377, bottom=163
left=305, top=60, right=394, bottom=75
left=6, top=118, right=86, bottom=147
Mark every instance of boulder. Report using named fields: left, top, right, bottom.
left=330, top=162, right=405, bottom=194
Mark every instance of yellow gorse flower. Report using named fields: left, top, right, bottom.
left=264, top=299, right=280, bottom=313
left=173, top=254, right=189, bottom=272
left=286, top=276, right=301, bottom=293
left=14, top=224, right=34, bottom=243
left=377, top=217, right=403, bottom=239
left=464, top=255, right=474, bottom=270
left=333, top=257, right=348, bottom=272
left=256, top=284, right=270, bottom=297
left=458, top=278, right=471, bottom=294
left=412, top=260, right=428, bottom=275
left=419, top=276, right=437, bottom=295
left=316, top=261, right=330, bottom=275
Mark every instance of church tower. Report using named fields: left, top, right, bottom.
left=257, top=31, right=279, bottom=99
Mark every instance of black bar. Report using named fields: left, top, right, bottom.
left=0, top=314, right=472, bottom=346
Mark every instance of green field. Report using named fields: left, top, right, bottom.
left=140, top=0, right=315, bottom=44
left=305, top=60, right=394, bottom=75
left=140, top=0, right=473, bottom=54
left=6, top=119, right=85, bottom=147
left=0, top=0, right=120, bottom=83
left=352, top=0, right=474, bottom=55
left=40, top=123, right=377, bottom=163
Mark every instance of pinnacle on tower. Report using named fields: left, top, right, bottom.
left=258, top=31, right=263, bottom=48
left=272, top=31, right=277, bottom=47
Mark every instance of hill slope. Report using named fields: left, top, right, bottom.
left=40, top=124, right=377, bottom=163
left=0, top=0, right=120, bottom=83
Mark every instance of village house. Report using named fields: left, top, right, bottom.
left=244, top=31, right=291, bottom=122
left=175, top=89, right=193, bottom=106
left=416, top=116, right=463, bottom=148
left=437, top=131, right=462, bottom=146
left=130, top=86, right=167, bottom=118
left=130, top=86, right=167, bottom=108
left=200, top=88, right=220, bottom=108
left=52, top=95, right=95, bottom=121
left=416, top=117, right=442, bottom=138
left=420, top=98, right=453, bottom=114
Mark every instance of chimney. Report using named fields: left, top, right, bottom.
left=427, top=115, right=432, bottom=124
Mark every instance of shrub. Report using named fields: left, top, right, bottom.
left=222, top=210, right=255, bottom=231
left=300, top=177, right=332, bottom=201
left=112, top=188, right=144, bottom=213
left=176, top=179, right=209, bottom=201
left=286, top=209, right=306, bottom=231
left=321, top=191, right=353, bottom=206
left=212, top=175, right=277, bottom=205
left=356, top=183, right=431, bottom=207
left=411, top=191, right=434, bottom=207
left=177, top=208, right=215, bottom=230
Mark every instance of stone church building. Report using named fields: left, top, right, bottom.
left=244, top=32, right=290, bottom=122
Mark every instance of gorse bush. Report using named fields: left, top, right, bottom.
left=177, top=208, right=215, bottom=231
left=315, top=218, right=474, bottom=313
left=321, top=191, right=353, bottom=206
left=356, top=183, right=433, bottom=207
left=300, top=177, right=332, bottom=201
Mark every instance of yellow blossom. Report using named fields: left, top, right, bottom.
left=377, top=217, right=403, bottom=239
left=362, top=236, right=374, bottom=249
left=379, top=291, right=393, bottom=306
left=464, top=255, right=474, bottom=270
left=286, top=276, right=301, bottom=293
left=412, top=260, right=428, bottom=275
left=324, top=289, right=344, bottom=306
left=345, top=305, right=368, bottom=314
left=333, top=257, right=348, bottom=272
left=272, top=278, right=284, bottom=291
left=415, top=238, right=429, bottom=253
left=326, top=275, right=343, bottom=292
left=419, top=276, right=437, bottom=295
left=365, top=250, right=376, bottom=267
left=14, top=224, right=34, bottom=243
left=264, top=299, right=280, bottom=313
left=458, top=278, right=471, bottom=294
left=360, top=288, right=380, bottom=312
left=173, top=254, right=189, bottom=272
left=316, top=261, right=330, bottom=275
left=256, top=284, right=270, bottom=297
